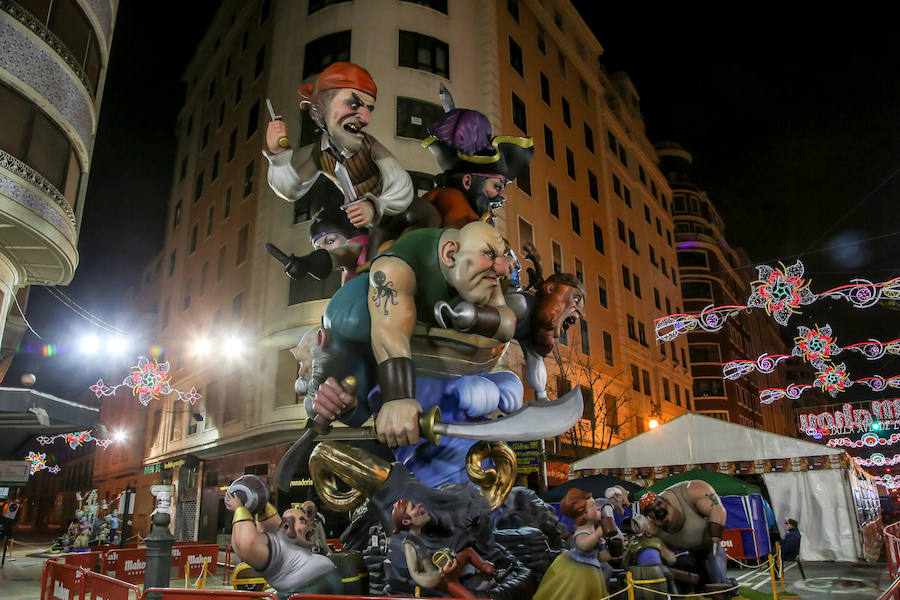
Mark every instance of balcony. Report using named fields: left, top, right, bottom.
left=0, top=148, right=78, bottom=285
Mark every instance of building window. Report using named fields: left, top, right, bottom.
left=518, top=217, right=533, bottom=249
left=592, top=224, right=604, bottom=254
left=401, top=0, right=448, bottom=12
left=557, top=50, right=566, bottom=77
left=508, top=37, right=523, bottom=76
left=650, top=245, right=658, bottom=266
left=663, top=378, right=671, bottom=402
left=685, top=390, right=691, bottom=410
left=671, top=267, right=678, bottom=285
left=206, top=205, right=215, bottom=237
left=642, top=370, right=652, bottom=397
left=681, top=348, right=688, bottom=369
left=679, top=250, right=709, bottom=268
left=217, top=246, right=226, bottom=281
left=201, top=124, right=209, bottom=149
left=681, top=280, right=713, bottom=300
left=540, top=73, right=551, bottom=104
left=638, top=322, right=648, bottom=346
left=254, top=46, right=266, bottom=78
left=234, top=77, right=243, bottom=105
left=617, top=219, right=626, bottom=242
left=644, top=203, right=651, bottom=223
left=551, top=242, right=562, bottom=274
left=399, top=31, right=449, bottom=77
left=690, top=343, right=721, bottom=364
left=613, top=174, right=622, bottom=197
left=603, top=331, right=614, bottom=366
left=217, top=102, right=225, bottom=128
left=232, top=292, right=244, bottom=322
left=588, top=170, right=598, bottom=201
left=574, top=257, right=584, bottom=286
left=223, top=187, right=232, bottom=220
left=205, top=141, right=219, bottom=174
left=627, top=314, right=636, bottom=340
left=618, top=144, right=628, bottom=166
left=548, top=182, right=559, bottom=217
left=173, top=201, right=182, bottom=229
left=189, top=224, right=198, bottom=253
left=512, top=93, right=527, bottom=133
left=639, top=165, right=646, bottom=184
left=168, top=250, right=176, bottom=276
left=570, top=203, right=580, bottom=235
left=247, top=100, right=260, bottom=139
left=289, top=272, right=342, bottom=305
left=624, top=185, right=632, bottom=207
left=628, top=229, right=638, bottom=254
left=243, top=161, right=254, bottom=197
left=194, top=172, right=204, bottom=201
left=661, top=256, right=668, bottom=275
left=183, top=279, right=191, bottom=310
left=236, top=225, right=249, bottom=265
left=200, top=262, right=208, bottom=295
left=674, top=384, right=682, bottom=407
left=179, top=157, right=187, bottom=181
left=561, top=97, right=571, bottom=127
left=543, top=125, right=555, bottom=158
left=580, top=319, right=590, bottom=355
left=633, top=274, right=641, bottom=298
left=608, top=130, right=618, bottom=152
left=597, top=275, right=609, bottom=308
left=537, top=27, right=546, bottom=54
left=667, top=229, right=673, bottom=247
left=396, top=97, right=443, bottom=139
left=516, top=162, right=531, bottom=195
left=694, top=378, right=725, bottom=398
left=631, top=365, right=641, bottom=391
left=583, top=123, right=594, bottom=152
left=654, top=287, right=661, bottom=309
left=506, top=0, right=519, bottom=21
left=304, top=31, right=352, bottom=79
left=622, top=265, right=631, bottom=290
left=227, top=129, right=237, bottom=162
left=565, top=148, right=575, bottom=179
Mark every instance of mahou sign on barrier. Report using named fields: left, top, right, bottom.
left=113, top=547, right=147, bottom=584
left=41, top=561, right=83, bottom=600
left=171, top=544, right=219, bottom=576
left=81, top=570, right=141, bottom=600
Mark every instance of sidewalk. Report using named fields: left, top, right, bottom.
left=729, top=560, right=893, bottom=599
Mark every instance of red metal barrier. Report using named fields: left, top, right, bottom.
left=113, top=547, right=148, bottom=584
left=55, top=550, right=102, bottom=572
left=877, top=574, right=900, bottom=600
left=326, top=538, right=343, bottom=550
left=40, top=560, right=84, bottom=600
left=171, top=544, right=219, bottom=577
left=885, top=521, right=900, bottom=579
left=287, top=595, right=490, bottom=600
left=142, top=589, right=278, bottom=599
left=81, top=570, right=141, bottom=600
left=221, top=545, right=233, bottom=585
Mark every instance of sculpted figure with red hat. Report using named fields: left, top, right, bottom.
left=264, top=62, right=437, bottom=282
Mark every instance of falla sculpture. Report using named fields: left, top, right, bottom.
left=225, top=62, right=596, bottom=599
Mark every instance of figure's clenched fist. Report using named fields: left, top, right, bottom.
left=375, top=398, right=422, bottom=447
left=224, top=492, right=244, bottom=512
left=266, top=120, right=289, bottom=154
left=312, top=377, right=357, bottom=422
left=345, top=198, right=376, bottom=227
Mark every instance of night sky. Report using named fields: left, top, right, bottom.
left=7, top=3, right=899, bottom=400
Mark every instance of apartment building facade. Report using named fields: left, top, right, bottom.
left=137, top=0, right=692, bottom=541
left=0, top=0, right=118, bottom=378
left=658, top=142, right=795, bottom=435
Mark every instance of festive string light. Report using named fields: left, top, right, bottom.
left=655, top=260, right=900, bottom=342
left=36, top=430, right=111, bottom=450
left=90, top=355, right=202, bottom=406
left=723, top=323, right=899, bottom=381
left=827, top=432, right=900, bottom=448
left=876, top=474, right=900, bottom=489
left=854, top=453, right=900, bottom=467
left=760, top=371, right=900, bottom=403
left=25, top=451, right=61, bottom=475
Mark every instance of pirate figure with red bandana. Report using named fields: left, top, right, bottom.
left=264, top=62, right=438, bottom=282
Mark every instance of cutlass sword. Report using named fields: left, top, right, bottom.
left=274, top=385, right=583, bottom=492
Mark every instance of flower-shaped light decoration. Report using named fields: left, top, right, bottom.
left=792, top=324, right=841, bottom=369
left=747, top=261, right=818, bottom=326
left=814, top=363, right=853, bottom=398
left=65, top=431, right=90, bottom=449
left=125, top=356, right=172, bottom=406
left=25, top=451, right=60, bottom=475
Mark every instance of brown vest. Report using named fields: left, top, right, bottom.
left=312, top=133, right=383, bottom=198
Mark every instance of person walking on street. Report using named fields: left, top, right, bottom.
left=781, top=519, right=805, bottom=580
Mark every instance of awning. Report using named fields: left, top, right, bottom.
left=0, top=387, right=100, bottom=458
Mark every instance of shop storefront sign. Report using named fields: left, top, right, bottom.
left=511, top=441, right=541, bottom=474
left=289, top=478, right=313, bottom=487
left=144, top=458, right=186, bottom=475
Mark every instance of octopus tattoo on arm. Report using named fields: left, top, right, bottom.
left=705, top=492, right=721, bottom=507
left=371, top=270, right=399, bottom=315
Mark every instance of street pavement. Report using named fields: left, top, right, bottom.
left=0, top=534, right=895, bottom=599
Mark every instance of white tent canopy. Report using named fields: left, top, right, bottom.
left=572, top=413, right=842, bottom=471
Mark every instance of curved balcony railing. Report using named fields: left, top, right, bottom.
left=0, top=0, right=95, bottom=97
left=0, top=148, right=76, bottom=226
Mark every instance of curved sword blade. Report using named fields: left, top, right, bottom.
left=434, top=386, right=583, bottom=441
